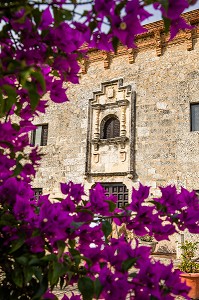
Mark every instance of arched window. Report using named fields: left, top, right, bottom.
left=101, top=116, right=120, bottom=139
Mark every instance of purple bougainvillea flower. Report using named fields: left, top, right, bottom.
left=50, top=79, right=68, bottom=103
left=89, top=32, right=114, bottom=52
left=170, top=17, right=192, bottom=40
left=88, top=183, right=117, bottom=216
left=98, top=266, right=130, bottom=300
left=39, top=7, right=54, bottom=30
left=60, top=181, right=85, bottom=204
left=61, top=293, right=81, bottom=300
left=26, top=236, right=45, bottom=253
left=53, top=55, right=80, bottom=84
left=128, top=183, right=150, bottom=211
left=42, top=290, right=57, bottom=299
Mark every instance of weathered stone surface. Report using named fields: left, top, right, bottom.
left=32, top=10, right=199, bottom=253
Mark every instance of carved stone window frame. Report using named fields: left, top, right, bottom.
left=85, top=78, right=136, bottom=178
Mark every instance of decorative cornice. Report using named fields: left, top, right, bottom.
left=83, top=9, right=199, bottom=69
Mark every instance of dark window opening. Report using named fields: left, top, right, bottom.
left=31, top=124, right=48, bottom=146
left=190, top=103, right=199, bottom=131
left=100, top=183, right=128, bottom=208
left=101, top=117, right=120, bottom=139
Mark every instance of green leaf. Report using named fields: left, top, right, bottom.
left=112, top=36, right=120, bottom=53
left=16, top=255, right=29, bottom=265
left=13, top=162, right=23, bottom=177
left=12, top=268, right=23, bottom=288
left=32, top=277, right=48, bottom=300
left=10, top=235, right=25, bottom=253
left=122, top=257, right=137, bottom=272
left=49, top=261, right=67, bottom=286
left=71, top=221, right=84, bottom=230
left=102, top=220, right=112, bottom=241
left=105, top=200, right=116, bottom=212
left=163, top=16, right=171, bottom=33
left=57, top=240, right=66, bottom=259
left=23, top=266, right=34, bottom=284
left=32, top=266, right=43, bottom=282
left=29, top=89, right=40, bottom=111
left=32, top=7, right=41, bottom=26
left=60, top=276, right=64, bottom=289
left=69, top=248, right=80, bottom=256
left=28, top=257, right=42, bottom=266
left=31, top=70, right=46, bottom=92
left=53, top=7, right=72, bottom=26
left=41, top=253, right=57, bottom=262
left=0, top=85, right=17, bottom=116
left=0, top=213, right=16, bottom=226
left=2, top=84, right=17, bottom=101
left=160, top=0, right=169, bottom=11
left=78, top=277, right=94, bottom=300
left=94, top=278, right=103, bottom=299
left=68, top=239, right=76, bottom=249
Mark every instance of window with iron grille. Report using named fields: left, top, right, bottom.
left=32, top=188, right=42, bottom=201
left=101, top=116, right=120, bottom=139
left=101, top=183, right=128, bottom=208
left=190, top=103, right=199, bottom=131
left=31, top=124, right=48, bottom=146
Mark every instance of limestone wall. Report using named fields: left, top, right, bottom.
left=32, top=10, right=199, bottom=253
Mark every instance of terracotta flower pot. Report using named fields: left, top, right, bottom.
left=180, top=273, right=199, bottom=299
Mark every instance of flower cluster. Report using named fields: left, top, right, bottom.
left=0, top=0, right=198, bottom=299
left=0, top=0, right=195, bottom=123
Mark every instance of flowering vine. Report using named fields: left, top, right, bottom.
left=0, top=0, right=198, bottom=299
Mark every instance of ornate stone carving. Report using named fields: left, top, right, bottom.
left=86, top=78, right=135, bottom=177
left=154, top=29, right=162, bottom=56
left=93, top=153, right=99, bottom=163
left=120, top=151, right=126, bottom=162
left=103, top=52, right=110, bottom=69
left=80, top=58, right=87, bottom=74
left=128, top=48, right=135, bottom=64
left=186, top=29, right=193, bottom=51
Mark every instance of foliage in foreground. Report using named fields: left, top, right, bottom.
left=0, top=0, right=199, bottom=299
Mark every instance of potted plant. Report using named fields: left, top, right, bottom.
left=178, top=241, right=199, bottom=299
left=138, top=234, right=158, bottom=253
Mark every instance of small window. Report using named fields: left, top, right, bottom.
left=101, top=183, right=128, bottom=208
left=32, top=188, right=42, bottom=201
left=190, top=104, right=199, bottom=131
left=31, top=124, right=48, bottom=146
left=101, top=117, right=120, bottom=139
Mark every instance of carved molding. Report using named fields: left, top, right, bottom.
left=83, top=9, right=199, bottom=67
left=186, top=29, right=193, bottom=51
left=103, top=51, right=110, bottom=69
left=80, top=58, right=87, bottom=74
left=85, top=78, right=135, bottom=178
left=128, top=48, right=135, bottom=64
left=154, top=29, right=162, bottom=56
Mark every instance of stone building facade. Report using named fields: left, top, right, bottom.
left=32, top=10, right=199, bottom=252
